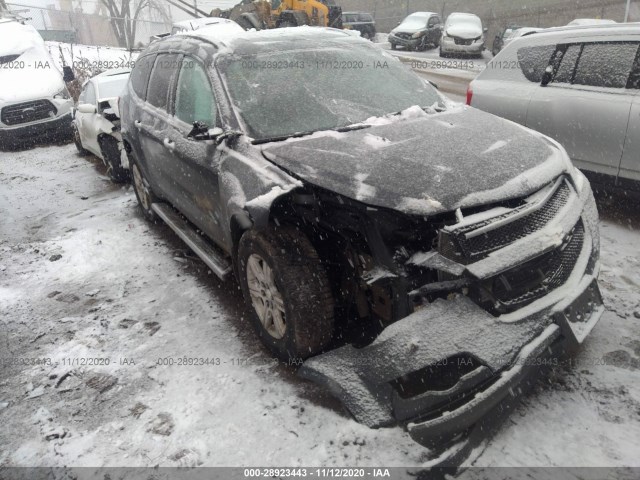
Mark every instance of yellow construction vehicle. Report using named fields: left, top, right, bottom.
left=211, top=0, right=343, bottom=31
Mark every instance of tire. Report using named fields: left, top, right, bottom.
left=278, top=21, right=296, bottom=28
left=439, top=48, right=447, bottom=58
left=100, top=136, right=130, bottom=184
left=73, top=124, right=89, bottom=156
left=238, top=226, right=335, bottom=360
left=390, top=42, right=397, bottom=50
left=130, top=158, right=158, bottom=222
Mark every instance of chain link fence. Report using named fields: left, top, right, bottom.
left=5, top=2, right=172, bottom=48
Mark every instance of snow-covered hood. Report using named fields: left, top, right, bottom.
left=445, top=23, right=483, bottom=39
left=0, top=23, right=65, bottom=104
left=0, top=50, right=65, bottom=105
left=261, top=107, right=568, bottom=216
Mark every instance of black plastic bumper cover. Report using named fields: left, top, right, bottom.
left=0, top=112, right=72, bottom=146
left=299, top=281, right=604, bottom=445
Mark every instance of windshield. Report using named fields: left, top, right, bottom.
left=220, top=45, right=441, bottom=141
left=98, top=76, right=129, bottom=99
left=446, top=15, right=482, bottom=29
left=398, top=14, right=429, bottom=30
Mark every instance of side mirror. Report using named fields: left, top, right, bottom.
left=188, top=122, right=242, bottom=145
left=541, top=65, right=553, bottom=86
left=77, top=103, right=97, bottom=114
left=63, top=65, right=75, bottom=82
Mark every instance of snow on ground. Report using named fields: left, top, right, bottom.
left=0, top=144, right=424, bottom=469
left=1, top=143, right=640, bottom=471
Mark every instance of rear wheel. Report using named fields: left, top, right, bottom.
left=73, top=124, right=89, bottom=156
left=439, top=47, right=447, bottom=58
left=100, top=136, right=129, bottom=183
left=131, top=159, right=158, bottom=222
left=238, top=226, right=335, bottom=360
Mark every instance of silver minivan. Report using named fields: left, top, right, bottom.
left=469, top=24, right=640, bottom=190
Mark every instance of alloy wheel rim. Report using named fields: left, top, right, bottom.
left=246, top=253, right=286, bottom=339
left=132, top=164, right=150, bottom=210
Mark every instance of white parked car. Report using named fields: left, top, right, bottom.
left=73, top=68, right=131, bottom=182
left=440, top=12, right=486, bottom=58
left=468, top=23, right=640, bottom=191
left=0, top=20, right=74, bottom=149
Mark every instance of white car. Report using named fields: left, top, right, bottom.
left=440, top=12, right=486, bottom=58
left=0, top=20, right=74, bottom=149
left=468, top=23, right=640, bottom=191
left=73, top=68, right=131, bottom=182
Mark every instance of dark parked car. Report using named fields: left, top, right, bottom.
left=120, top=27, right=603, bottom=447
left=389, top=11, right=442, bottom=51
left=342, top=11, right=376, bottom=40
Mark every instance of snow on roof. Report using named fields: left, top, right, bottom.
left=189, top=26, right=359, bottom=54
left=179, top=21, right=245, bottom=43
left=520, top=22, right=640, bottom=41
left=406, top=11, right=437, bottom=17
left=568, top=18, right=617, bottom=26
left=0, top=20, right=45, bottom=56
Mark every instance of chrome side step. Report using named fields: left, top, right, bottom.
left=151, top=203, right=232, bottom=280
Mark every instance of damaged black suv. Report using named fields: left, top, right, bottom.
left=120, top=27, right=603, bottom=446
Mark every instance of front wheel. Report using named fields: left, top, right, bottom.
left=73, top=124, right=89, bottom=156
left=390, top=42, right=397, bottom=50
left=100, top=136, right=130, bottom=183
left=131, top=159, right=158, bottom=222
left=238, top=226, right=335, bottom=360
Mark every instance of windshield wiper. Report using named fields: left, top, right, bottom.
left=252, top=130, right=319, bottom=145
left=334, top=124, right=371, bottom=133
left=253, top=124, right=371, bottom=145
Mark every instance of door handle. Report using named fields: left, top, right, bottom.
left=163, top=138, right=175, bottom=151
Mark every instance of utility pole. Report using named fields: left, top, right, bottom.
left=624, top=0, right=631, bottom=22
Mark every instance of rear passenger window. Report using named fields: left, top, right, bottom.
left=517, top=45, right=555, bottom=82
left=553, top=44, right=581, bottom=84
left=174, top=59, right=217, bottom=127
left=573, top=42, right=639, bottom=88
left=130, top=54, right=155, bottom=99
left=147, top=53, right=181, bottom=111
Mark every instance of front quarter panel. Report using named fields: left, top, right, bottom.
left=218, top=138, right=302, bottom=250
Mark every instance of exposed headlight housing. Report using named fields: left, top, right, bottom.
left=53, top=87, right=71, bottom=100
left=412, top=31, right=426, bottom=39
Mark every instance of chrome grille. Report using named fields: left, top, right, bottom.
left=1, top=100, right=57, bottom=126
left=490, top=221, right=584, bottom=312
left=454, top=37, right=473, bottom=46
left=440, top=178, right=572, bottom=264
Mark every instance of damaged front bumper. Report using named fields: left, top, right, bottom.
left=299, top=173, right=604, bottom=447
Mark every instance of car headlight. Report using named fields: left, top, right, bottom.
left=53, top=87, right=71, bottom=100
left=412, top=31, right=426, bottom=39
